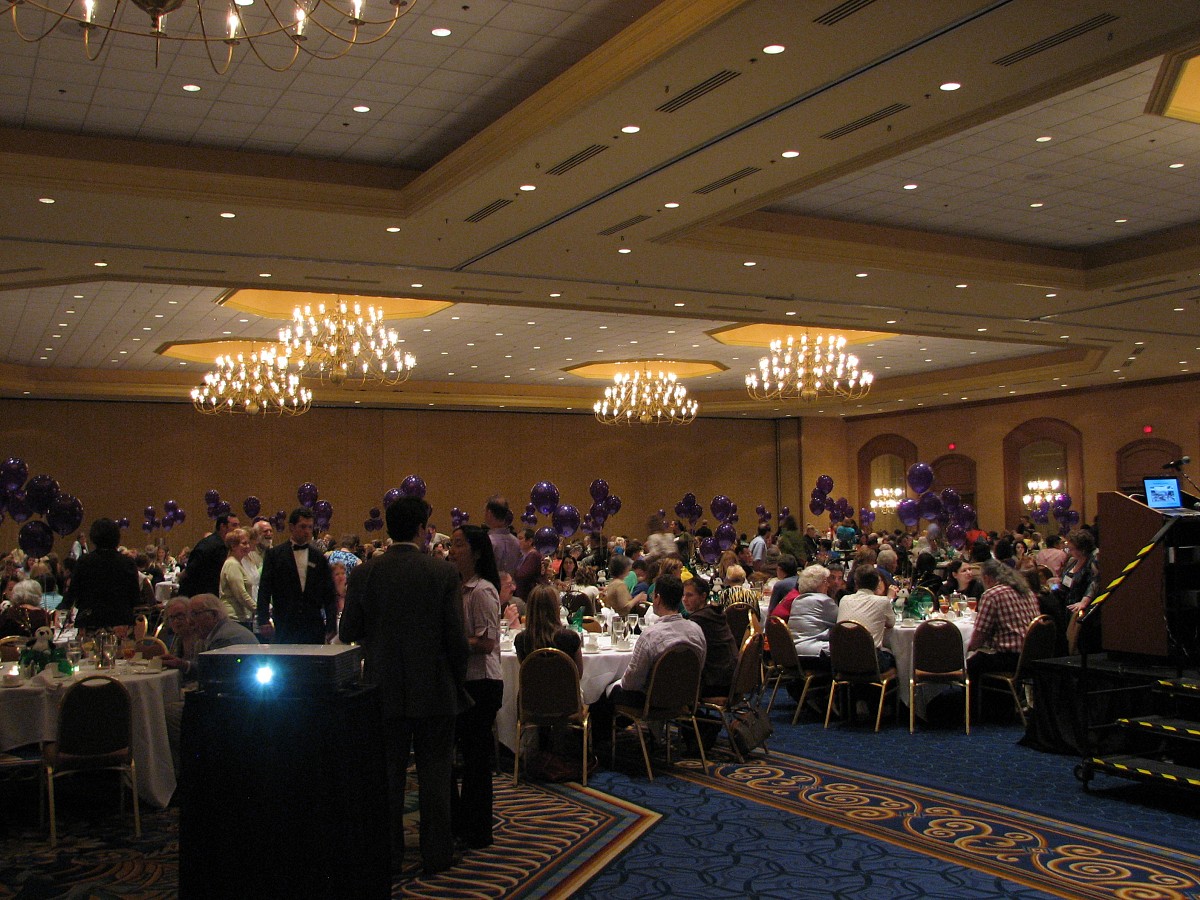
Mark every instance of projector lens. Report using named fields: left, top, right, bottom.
left=255, top=665, right=274, bottom=685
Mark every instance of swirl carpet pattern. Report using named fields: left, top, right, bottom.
left=669, top=752, right=1200, bottom=900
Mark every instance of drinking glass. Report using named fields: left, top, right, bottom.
left=66, top=639, right=82, bottom=668
left=967, top=597, right=977, bottom=614
left=626, top=614, right=638, bottom=635
left=918, top=597, right=935, bottom=620
left=499, top=620, right=510, bottom=641
left=939, top=599, right=950, bottom=617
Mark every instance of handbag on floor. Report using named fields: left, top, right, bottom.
left=727, top=704, right=772, bottom=757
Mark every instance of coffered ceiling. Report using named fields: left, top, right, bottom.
left=2, top=0, right=1200, bottom=418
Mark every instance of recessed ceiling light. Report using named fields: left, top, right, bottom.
left=238, top=318, right=248, bottom=323
left=58, top=322, right=67, bottom=327
left=422, top=328, right=431, bottom=332
left=431, top=27, right=451, bottom=36
left=620, top=125, right=640, bottom=134
left=618, top=248, right=631, bottom=254
left=386, top=226, right=401, bottom=233
left=743, top=261, right=756, bottom=267
left=259, top=273, right=271, bottom=278
left=549, top=292, right=561, bottom=297
left=1060, top=335, right=1069, bottom=339
left=93, top=261, right=107, bottom=267
left=220, top=212, right=236, bottom=218
left=519, top=184, right=536, bottom=191
left=352, top=105, right=370, bottom=113
left=663, top=201, right=680, bottom=208
left=955, top=283, right=967, bottom=289
left=1175, top=307, right=1185, bottom=312
left=73, top=295, right=83, bottom=299
left=599, top=326, right=607, bottom=330
left=1114, top=218, right=1128, bottom=223
left=411, top=283, right=423, bottom=288
left=167, top=301, right=176, bottom=305
left=785, top=311, right=796, bottom=316
left=39, top=356, right=47, bottom=360
left=780, top=151, right=799, bottom=159
left=674, top=302, right=685, bottom=307
left=976, top=327, right=987, bottom=332
left=132, top=338, right=141, bottom=342
left=1169, top=162, right=1185, bottom=169
left=1045, top=292, right=1057, bottom=298
left=119, top=350, right=127, bottom=354
left=763, top=44, right=785, bottom=54
left=1029, top=202, right=1043, bottom=208
left=885, top=319, right=897, bottom=324
left=153, top=314, right=163, bottom=318
left=856, top=272, right=868, bottom=278
left=38, top=197, right=55, bottom=204
left=1036, top=135, right=1053, bottom=143
left=44, top=346, right=52, bottom=351
left=182, top=84, right=201, bottom=92
left=940, top=81, right=961, bottom=91
left=903, top=183, right=918, bottom=190
left=222, top=330, right=232, bottom=335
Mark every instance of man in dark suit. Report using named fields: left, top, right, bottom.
left=178, top=514, right=239, bottom=598
left=340, top=496, right=469, bottom=877
left=256, top=508, right=337, bottom=644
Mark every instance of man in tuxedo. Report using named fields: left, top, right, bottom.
left=256, top=508, right=337, bottom=644
left=179, top=514, right=239, bottom=598
left=340, top=496, right=469, bottom=877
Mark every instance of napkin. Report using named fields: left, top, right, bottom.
left=30, top=668, right=65, bottom=691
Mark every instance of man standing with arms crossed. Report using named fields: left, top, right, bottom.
left=340, top=496, right=469, bottom=877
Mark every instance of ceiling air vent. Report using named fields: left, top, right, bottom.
left=143, top=264, right=227, bottom=274
left=693, top=167, right=761, bottom=195
left=0, top=267, right=44, bottom=276
left=465, top=198, right=512, bottom=223
left=1123, top=285, right=1198, bottom=302
left=820, top=103, right=909, bottom=140
left=450, top=285, right=523, bottom=295
left=586, top=294, right=651, bottom=306
left=657, top=70, right=741, bottom=113
left=993, top=13, right=1119, bottom=67
left=814, top=0, right=879, bottom=26
left=1111, top=279, right=1174, bottom=293
left=598, top=215, right=651, bottom=237
left=303, top=275, right=381, bottom=285
left=546, top=144, right=609, bottom=176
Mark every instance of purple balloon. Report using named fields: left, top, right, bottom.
left=917, top=492, right=944, bottom=521
left=117, top=517, right=130, bottom=529
left=588, top=501, right=608, bottom=527
left=175, top=509, right=187, bottom=524
left=217, top=500, right=232, bottom=517
left=369, top=507, right=381, bottom=519
left=142, top=521, right=155, bottom=532
left=1, top=458, right=29, bottom=493
left=589, top=479, right=610, bottom=502
left=297, top=482, right=319, bottom=507
left=204, top=489, right=221, bottom=505
left=699, top=537, right=720, bottom=565
left=896, top=498, right=920, bottom=528
left=674, top=500, right=689, bottom=519
left=1066, top=509, right=1081, bottom=526
left=521, top=512, right=538, bottom=526
left=816, top=475, right=834, bottom=494
left=47, top=493, right=84, bottom=537
left=940, top=488, right=960, bottom=510
left=144, top=505, right=157, bottom=519
left=714, top=522, right=737, bottom=551
left=1053, top=494, right=1073, bottom=514
left=533, top=526, right=559, bottom=556
left=7, top=490, right=32, bottom=523
left=450, top=507, right=468, bottom=528
left=682, top=493, right=696, bottom=507
left=25, top=475, right=60, bottom=514
left=809, top=498, right=825, bottom=516
left=823, top=497, right=836, bottom=512
left=552, top=504, right=581, bottom=538
left=243, top=496, right=261, bottom=518
left=945, top=523, right=966, bottom=549
left=530, top=481, right=560, bottom=517
left=400, top=475, right=427, bottom=499
left=810, top=487, right=826, bottom=502
left=19, top=519, right=55, bottom=557
left=956, top=504, right=976, bottom=528
left=164, top=499, right=179, bottom=513
left=906, top=462, right=934, bottom=495
left=605, top=495, right=622, bottom=516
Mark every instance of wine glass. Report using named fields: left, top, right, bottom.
left=499, top=619, right=510, bottom=642
left=967, top=597, right=977, bottom=615
left=626, top=614, right=638, bottom=636
left=66, top=639, right=82, bottom=670
left=918, top=596, right=935, bottom=620
left=938, top=598, right=950, bottom=617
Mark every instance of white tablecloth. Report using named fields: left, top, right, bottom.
left=0, top=664, right=182, bottom=808
left=495, top=636, right=633, bottom=752
left=886, top=616, right=974, bottom=716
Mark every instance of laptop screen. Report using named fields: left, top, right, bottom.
left=1144, top=476, right=1183, bottom=510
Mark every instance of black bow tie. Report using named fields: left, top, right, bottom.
left=292, top=544, right=308, bottom=552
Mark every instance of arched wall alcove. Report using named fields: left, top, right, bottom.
left=932, top=453, right=978, bottom=509
left=1116, top=437, right=1182, bottom=493
left=857, top=434, right=917, bottom=532
left=1002, top=418, right=1084, bottom=529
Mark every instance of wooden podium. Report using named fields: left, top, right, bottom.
left=1096, top=491, right=1200, bottom=662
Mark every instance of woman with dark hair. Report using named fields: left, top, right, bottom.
left=776, top=516, right=804, bottom=564
left=912, top=551, right=941, bottom=594
left=941, top=558, right=983, bottom=599
left=556, top=554, right=579, bottom=592
left=449, top=524, right=502, bottom=850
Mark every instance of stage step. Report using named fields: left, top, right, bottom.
left=1156, top=677, right=1200, bottom=695
left=1082, top=754, right=1200, bottom=790
left=1116, top=715, right=1200, bottom=743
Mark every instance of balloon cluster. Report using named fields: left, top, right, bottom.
left=889, top=463, right=980, bottom=549
left=377, top=475, right=428, bottom=530
left=363, top=507, right=384, bottom=533
left=755, top=504, right=772, bottom=526
left=528, top=480, right=573, bottom=556
left=1, top=458, right=86, bottom=558
left=450, top=507, right=470, bottom=529
left=692, top=493, right=738, bottom=564
left=243, top=496, right=262, bottom=518
left=295, top=483, right=333, bottom=533
left=583, top=479, right=621, bottom=535
left=204, top=489, right=233, bottom=519
left=809, top=475, right=852, bottom=524
left=776, top=505, right=790, bottom=524
left=673, top=492, right=704, bottom=529
left=143, top=500, right=188, bottom=533
left=1031, top=493, right=1078, bottom=533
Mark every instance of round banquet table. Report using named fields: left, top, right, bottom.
left=495, top=634, right=633, bottom=752
left=0, top=662, right=182, bottom=808
left=886, top=615, right=974, bottom=718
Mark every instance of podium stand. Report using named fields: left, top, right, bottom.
left=179, top=685, right=390, bottom=900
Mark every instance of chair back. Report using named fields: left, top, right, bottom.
left=136, top=637, right=169, bottom=659
left=133, top=614, right=149, bottom=642
left=1014, top=614, right=1056, bottom=677
left=829, top=621, right=881, bottom=677
left=0, top=635, right=25, bottom=661
left=57, top=676, right=133, bottom=757
left=725, top=602, right=753, bottom=647
left=640, top=645, right=703, bottom=718
left=562, top=591, right=595, bottom=618
left=765, top=616, right=799, bottom=670
left=912, top=620, right=965, bottom=675
left=728, top=632, right=764, bottom=700
left=518, top=648, right=582, bottom=723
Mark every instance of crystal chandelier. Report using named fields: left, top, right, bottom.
left=3, top=0, right=416, bottom=73
left=191, top=346, right=311, bottom=415
left=871, top=487, right=904, bottom=511
left=594, top=364, right=698, bottom=426
left=279, top=300, right=415, bottom=387
left=1022, top=479, right=1063, bottom=510
left=746, top=332, right=873, bottom=403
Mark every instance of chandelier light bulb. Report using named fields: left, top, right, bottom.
left=594, top=364, right=698, bottom=426
left=280, top=299, right=416, bottom=387
left=746, top=332, right=872, bottom=404
left=191, top=346, right=311, bottom=416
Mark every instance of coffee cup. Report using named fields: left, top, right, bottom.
left=584, top=633, right=599, bottom=651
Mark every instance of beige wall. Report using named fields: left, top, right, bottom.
left=0, top=400, right=784, bottom=554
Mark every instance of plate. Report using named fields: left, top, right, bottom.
left=582, top=648, right=601, bottom=655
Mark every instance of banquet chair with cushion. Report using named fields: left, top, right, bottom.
left=135, top=637, right=169, bottom=659
left=581, top=618, right=602, bottom=634
left=724, top=603, right=754, bottom=649
left=763, top=617, right=829, bottom=724
left=699, top=632, right=766, bottom=762
left=980, top=615, right=1056, bottom=727
left=513, top=648, right=590, bottom=787
left=0, top=635, right=26, bottom=662
left=562, top=591, right=596, bottom=618
left=909, top=620, right=969, bottom=735
left=612, top=645, right=707, bottom=781
left=825, top=621, right=899, bottom=733
left=43, top=675, right=140, bottom=847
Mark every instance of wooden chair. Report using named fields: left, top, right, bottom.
left=581, top=618, right=602, bottom=634
left=513, top=648, right=590, bottom=786
left=699, top=632, right=766, bottom=762
left=562, top=591, right=596, bottom=618
left=909, top=620, right=969, bottom=735
left=762, top=616, right=830, bottom=724
left=44, top=675, right=141, bottom=847
left=980, top=614, right=1056, bottom=727
left=825, top=621, right=898, bottom=733
left=612, top=646, right=707, bottom=780
left=135, top=637, right=169, bottom=659
left=724, top=602, right=754, bottom=649
left=0, top=634, right=27, bottom=662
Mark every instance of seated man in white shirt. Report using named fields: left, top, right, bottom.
left=835, top=568, right=896, bottom=671
left=591, top=574, right=707, bottom=746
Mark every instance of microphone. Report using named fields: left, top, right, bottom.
left=1163, top=456, right=1191, bottom=470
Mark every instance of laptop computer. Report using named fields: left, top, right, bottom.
left=1142, top=476, right=1200, bottom=515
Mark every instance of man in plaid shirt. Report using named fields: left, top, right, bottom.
left=967, top=559, right=1042, bottom=709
